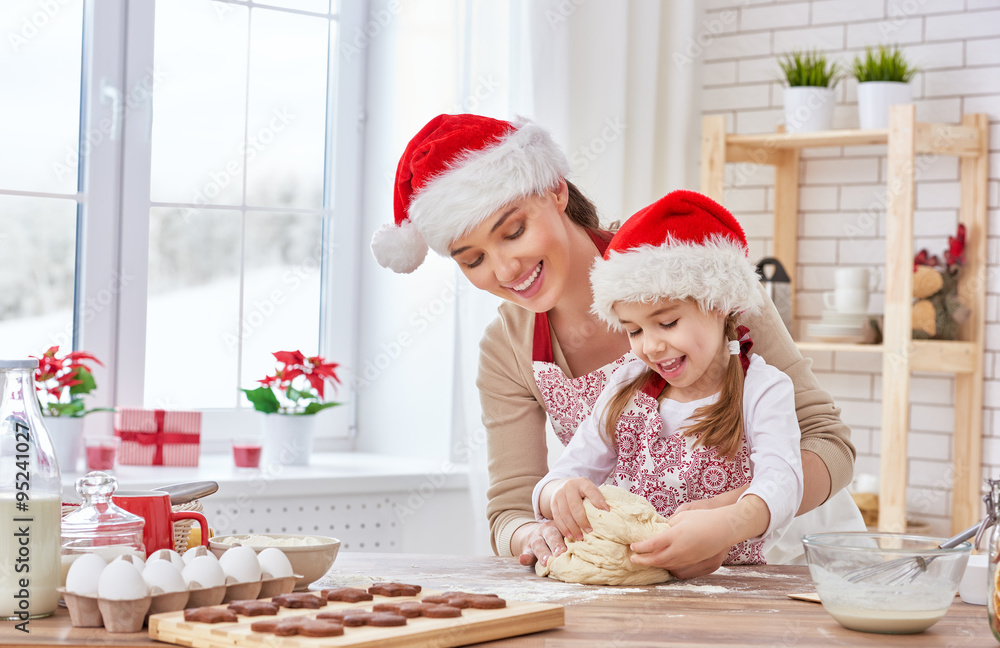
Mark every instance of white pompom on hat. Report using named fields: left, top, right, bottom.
left=371, top=114, right=570, bottom=273
left=590, top=190, right=764, bottom=330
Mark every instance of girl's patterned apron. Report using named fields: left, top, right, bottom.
left=531, top=231, right=633, bottom=445
left=610, top=372, right=765, bottom=565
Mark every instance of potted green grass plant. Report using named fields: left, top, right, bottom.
left=851, top=45, right=919, bottom=129
left=778, top=50, right=840, bottom=133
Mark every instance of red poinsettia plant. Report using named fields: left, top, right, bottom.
left=243, top=350, right=342, bottom=415
left=32, top=346, right=109, bottom=417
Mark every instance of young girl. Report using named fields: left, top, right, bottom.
left=534, top=190, right=802, bottom=567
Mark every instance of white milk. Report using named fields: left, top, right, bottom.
left=0, top=494, right=61, bottom=619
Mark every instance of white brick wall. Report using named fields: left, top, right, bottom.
left=696, top=1, right=1000, bottom=532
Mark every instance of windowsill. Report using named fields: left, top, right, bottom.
left=60, top=452, right=469, bottom=501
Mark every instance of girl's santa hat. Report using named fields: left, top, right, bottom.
left=371, top=114, right=570, bottom=273
left=590, top=190, right=764, bottom=329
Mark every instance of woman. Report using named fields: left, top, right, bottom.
left=372, top=114, right=862, bottom=577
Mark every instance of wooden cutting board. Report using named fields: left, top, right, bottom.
left=148, top=589, right=564, bottom=648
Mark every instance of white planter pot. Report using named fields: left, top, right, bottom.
left=44, top=416, right=84, bottom=474
left=857, top=81, right=911, bottom=129
left=260, top=414, right=317, bottom=467
left=783, top=86, right=836, bottom=133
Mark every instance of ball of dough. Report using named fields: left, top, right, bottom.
left=535, top=485, right=674, bottom=585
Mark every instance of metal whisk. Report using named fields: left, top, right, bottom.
left=842, top=518, right=985, bottom=586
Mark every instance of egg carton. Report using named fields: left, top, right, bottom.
left=58, top=575, right=299, bottom=633
left=60, top=545, right=300, bottom=633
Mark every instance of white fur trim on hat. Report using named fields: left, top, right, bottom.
left=370, top=219, right=428, bottom=274
left=409, top=120, right=570, bottom=256
left=589, top=234, right=764, bottom=330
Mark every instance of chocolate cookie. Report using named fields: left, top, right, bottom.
left=372, top=601, right=424, bottom=617
left=321, top=587, right=373, bottom=602
left=466, top=594, right=506, bottom=609
left=316, top=610, right=375, bottom=626
left=227, top=600, right=279, bottom=616
left=369, top=612, right=408, bottom=626
left=272, top=592, right=328, bottom=609
left=250, top=617, right=306, bottom=636
left=418, top=603, right=462, bottom=618
left=368, top=581, right=422, bottom=597
left=424, top=591, right=505, bottom=608
left=295, top=619, right=346, bottom=637
left=422, top=594, right=472, bottom=608
left=183, top=607, right=238, bottom=624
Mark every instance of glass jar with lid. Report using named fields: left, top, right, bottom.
left=986, top=478, right=1000, bottom=641
left=61, top=471, right=145, bottom=585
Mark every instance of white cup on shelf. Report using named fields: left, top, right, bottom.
left=834, top=267, right=874, bottom=291
left=823, top=288, right=869, bottom=314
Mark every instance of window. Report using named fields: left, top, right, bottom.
left=0, top=0, right=85, bottom=357
left=2, top=0, right=363, bottom=440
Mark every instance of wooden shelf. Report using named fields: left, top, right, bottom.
left=796, top=340, right=979, bottom=374
left=703, top=106, right=990, bottom=534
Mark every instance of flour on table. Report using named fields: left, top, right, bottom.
left=536, top=485, right=674, bottom=586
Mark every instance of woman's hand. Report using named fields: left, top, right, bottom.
left=542, top=477, right=608, bottom=541
left=513, top=521, right=567, bottom=567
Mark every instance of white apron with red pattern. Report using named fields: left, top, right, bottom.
left=610, top=372, right=766, bottom=565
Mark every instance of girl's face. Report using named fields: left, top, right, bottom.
left=612, top=298, right=729, bottom=402
left=448, top=181, right=574, bottom=313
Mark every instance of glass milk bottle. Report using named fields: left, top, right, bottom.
left=0, top=359, right=61, bottom=622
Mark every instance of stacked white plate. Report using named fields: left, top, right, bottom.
left=807, top=311, right=869, bottom=343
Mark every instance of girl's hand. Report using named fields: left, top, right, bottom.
left=542, top=478, right=608, bottom=542
left=514, top=521, right=567, bottom=567
left=629, top=508, right=733, bottom=572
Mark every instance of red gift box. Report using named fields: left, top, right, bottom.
left=113, top=408, right=201, bottom=466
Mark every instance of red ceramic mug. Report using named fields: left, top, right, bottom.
left=113, top=489, right=210, bottom=556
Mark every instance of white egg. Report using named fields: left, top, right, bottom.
left=97, top=560, right=148, bottom=600
left=257, top=547, right=293, bottom=579
left=181, top=555, right=226, bottom=589
left=146, top=548, right=185, bottom=571
left=142, top=559, right=187, bottom=594
left=182, top=544, right=215, bottom=564
left=218, top=546, right=262, bottom=583
left=111, top=553, right=145, bottom=571
left=66, top=553, right=108, bottom=596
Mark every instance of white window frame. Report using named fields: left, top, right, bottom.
left=78, top=0, right=367, bottom=448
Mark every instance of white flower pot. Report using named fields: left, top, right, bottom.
left=857, top=81, right=911, bottom=129
left=783, top=86, right=836, bottom=133
left=44, top=416, right=85, bottom=473
left=260, top=414, right=317, bottom=467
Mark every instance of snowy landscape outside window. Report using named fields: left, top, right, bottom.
left=0, top=0, right=363, bottom=440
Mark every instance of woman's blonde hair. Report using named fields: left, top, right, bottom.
left=600, top=315, right=746, bottom=460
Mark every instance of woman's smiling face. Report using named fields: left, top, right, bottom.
left=448, top=181, right=574, bottom=313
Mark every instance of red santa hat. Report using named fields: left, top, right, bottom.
left=371, top=114, right=570, bottom=273
left=590, top=190, right=763, bottom=329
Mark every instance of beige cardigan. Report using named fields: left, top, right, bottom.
left=477, top=285, right=856, bottom=557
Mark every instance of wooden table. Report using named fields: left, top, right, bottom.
left=9, top=552, right=996, bottom=647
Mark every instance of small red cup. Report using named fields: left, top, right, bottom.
left=84, top=436, right=120, bottom=471
left=232, top=438, right=263, bottom=469
left=113, top=489, right=210, bottom=556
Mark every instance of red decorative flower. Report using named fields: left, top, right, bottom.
left=243, top=350, right=343, bottom=415
left=30, top=346, right=106, bottom=417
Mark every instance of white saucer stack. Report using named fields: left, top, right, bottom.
left=807, top=310, right=869, bottom=343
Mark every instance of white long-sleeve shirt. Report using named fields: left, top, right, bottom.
left=532, top=354, right=804, bottom=545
